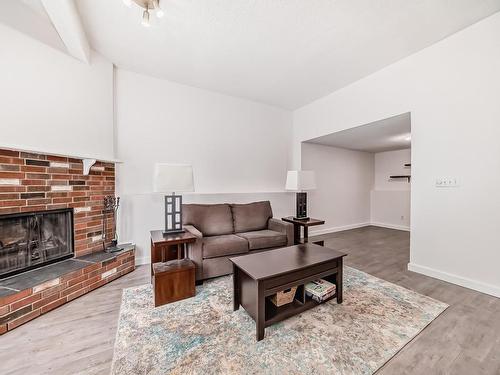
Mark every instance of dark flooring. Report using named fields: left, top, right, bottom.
left=315, top=226, right=500, bottom=375
left=0, top=226, right=499, bottom=374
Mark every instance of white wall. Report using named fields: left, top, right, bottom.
left=115, top=69, right=293, bottom=263
left=0, top=24, right=114, bottom=161
left=301, top=143, right=374, bottom=234
left=370, top=190, right=410, bottom=230
left=371, top=149, right=411, bottom=230
left=292, top=13, right=500, bottom=297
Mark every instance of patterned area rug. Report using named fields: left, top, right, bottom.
left=111, top=267, right=447, bottom=375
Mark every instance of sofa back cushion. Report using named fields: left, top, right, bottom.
left=231, top=201, right=273, bottom=233
left=183, top=203, right=233, bottom=236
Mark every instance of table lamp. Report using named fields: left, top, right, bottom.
left=285, top=170, right=316, bottom=220
left=153, top=163, right=194, bottom=234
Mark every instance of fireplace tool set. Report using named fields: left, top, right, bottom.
left=103, top=196, right=123, bottom=253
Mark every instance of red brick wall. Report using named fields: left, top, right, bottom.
left=0, top=148, right=115, bottom=256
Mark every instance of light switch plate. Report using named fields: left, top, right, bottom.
left=435, top=177, right=459, bottom=187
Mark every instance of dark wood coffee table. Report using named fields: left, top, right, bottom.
left=230, top=243, right=346, bottom=341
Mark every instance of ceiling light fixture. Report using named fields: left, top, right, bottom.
left=153, top=0, right=164, bottom=18
left=142, top=9, right=150, bottom=27
left=124, top=0, right=164, bottom=27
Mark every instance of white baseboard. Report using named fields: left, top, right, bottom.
left=408, top=262, right=500, bottom=298
left=309, top=222, right=371, bottom=236
left=135, top=256, right=149, bottom=266
left=370, top=222, right=410, bottom=232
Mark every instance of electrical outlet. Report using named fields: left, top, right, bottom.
left=435, top=178, right=459, bottom=188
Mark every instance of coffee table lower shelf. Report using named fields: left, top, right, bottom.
left=264, top=293, right=337, bottom=326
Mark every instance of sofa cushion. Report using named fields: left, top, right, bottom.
left=236, top=230, right=287, bottom=250
left=202, top=235, right=249, bottom=259
left=183, top=204, right=233, bottom=236
left=231, top=201, right=273, bottom=233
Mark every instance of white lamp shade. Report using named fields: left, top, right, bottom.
left=285, top=170, right=316, bottom=191
left=153, top=164, right=194, bottom=193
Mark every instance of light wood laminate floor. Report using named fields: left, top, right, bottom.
left=1, top=226, right=499, bottom=374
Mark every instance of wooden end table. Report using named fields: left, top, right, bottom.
left=150, top=230, right=197, bottom=278
left=153, top=259, right=195, bottom=306
left=281, top=217, right=325, bottom=246
left=150, top=230, right=197, bottom=306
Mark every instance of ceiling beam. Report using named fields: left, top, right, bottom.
left=41, top=0, right=90, bottom=63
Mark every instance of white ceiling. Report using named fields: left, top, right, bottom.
left=0, top=0, right=66, bottom=53
left=306, top=112, right=411, bottom=153
left=74, top=0, right=500, bottom=109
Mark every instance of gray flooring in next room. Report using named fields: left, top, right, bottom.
left=0, top=226, right=499, bottom=375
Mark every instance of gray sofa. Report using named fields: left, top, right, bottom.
left=183, top=201, right=293, bottom=282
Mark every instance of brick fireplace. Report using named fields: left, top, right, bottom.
left=0, top=148, right=135, bottom=335
left=0, top=148, right=115, bottom=255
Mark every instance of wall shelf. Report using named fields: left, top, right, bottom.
left=389, top=162, right=411, bottom=182
left=390, top=175, right=411, bottom=182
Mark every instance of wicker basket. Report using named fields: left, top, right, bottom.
left=270, top=286, right=298, bottom=307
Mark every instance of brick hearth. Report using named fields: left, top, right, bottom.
left=0, top=148, right=115, bottom=256
left=0, top=246, right=135, bottom=335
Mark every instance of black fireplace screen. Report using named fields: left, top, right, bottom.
left=0, top=209, right=74, bottom=279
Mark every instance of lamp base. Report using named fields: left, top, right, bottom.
left=162, top=229, right=185, bottom=236
left=295, top=192, right=308, bottom=220
left=164, top=194, right=184, bottom=234
left=293, top=216, right=310, bottom=221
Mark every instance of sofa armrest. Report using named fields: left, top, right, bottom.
left=268, top=218, right=294, bottom=246
left=184, top=225, right=203, bottom=280
left=184, top=224, right=203, bottom=238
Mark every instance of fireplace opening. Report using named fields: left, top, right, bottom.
left=0, top=208, right=74, bottom=279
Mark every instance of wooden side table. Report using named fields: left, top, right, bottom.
left=150, top=230, right=197, bottom=281
left=281, top=217, right=325, bottom=246
left=153, top=259, right=195, bottom=307
left=150, top=230, right=197, bottom=307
